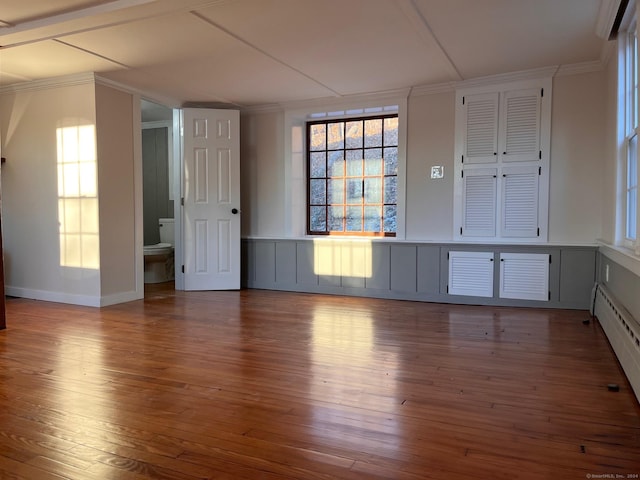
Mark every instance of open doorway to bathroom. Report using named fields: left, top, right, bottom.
left=141, top=99, right=175, bottom=292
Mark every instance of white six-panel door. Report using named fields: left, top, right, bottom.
left=182, top=108, right=240, bottom=290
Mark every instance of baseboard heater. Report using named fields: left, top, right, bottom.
left=593, top=284, right=640, bottom=403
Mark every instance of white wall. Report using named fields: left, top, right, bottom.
left=601, top=52, right=620, bottom=245
left=549, top=71, right=606, bottom=243
left=240, top=110, right=285, bottom=237
left=241, top=71, right=607, bottom=245
left=95, top=84, right=139, bottom=302
left=0, top=82, right=101, bottom=304
left=405, top=91, right=455, bottom=240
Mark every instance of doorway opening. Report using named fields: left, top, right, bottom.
left=141, top=99, right=177, bottom=293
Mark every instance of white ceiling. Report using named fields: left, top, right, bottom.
left=0, top=0, right=615, bottom=109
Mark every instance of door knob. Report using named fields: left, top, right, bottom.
left=231, top=208, right=239, bottom=214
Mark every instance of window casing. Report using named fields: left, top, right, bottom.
left=625, top=28, right=639, bottom=243
left=307, top=114, right=398, bottom=236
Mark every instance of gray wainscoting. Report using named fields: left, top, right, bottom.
left=242, top=239, right=597, bottom=309
left=596, top=251, right=640, bottom=322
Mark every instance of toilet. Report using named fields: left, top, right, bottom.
left=144, top=218, right=175, bottom=283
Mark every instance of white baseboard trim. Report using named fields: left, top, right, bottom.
left=6, top=286, right=101, bottom=307
left=6, top=286, right=144, bottom=307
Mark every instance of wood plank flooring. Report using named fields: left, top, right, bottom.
left=0, top=285, right=639, bottom=479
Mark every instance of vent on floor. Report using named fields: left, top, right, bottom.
left=593, top=284, right=640, bottom=403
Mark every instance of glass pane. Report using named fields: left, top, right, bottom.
left=310, top=179, right=326, bottom=204
left=328, top=178, right=344, bottom=204
left=384, top=176, right=397, bottom=204
left=384, top=206, right=397, bottom=233
left=384, top=147, right=398, bottom=175
left=346, top=179, right=363, bottom=204
left=310, top=152, right=326, bottom=178
left=364, top=178, right=382, bottom=204
left=345, top=121, right=363, bottom=148
left=329, top=206, right=344, bottom=231
left=310, top=206, right=326, bottom=232
left=328, top=151, right=345, bottom=177
left=328, top=122, right=345, bottom=150
left=384, top=117, right=399, bottom=146
left=364, top=119, right=383, bottom=147
left=364, top=149, right=383, bottom=175
left=346, top=206, right=362, bottom=232
left=364, top=206, right=382, bottom=232
left=346, top=150, right=363, bottom=176
left=310, top=124, right=326, bottom=151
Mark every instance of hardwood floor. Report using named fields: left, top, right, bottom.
left=0, top=285, right=639, bottom=479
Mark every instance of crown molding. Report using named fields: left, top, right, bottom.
left=409, top=81, right=455, bottom=97
left=596, top=0, right=623, bottom=39
left=94, top=74, right=181, bottom=108
left=555, top=60, right=605, bottom=77
left=454, top=65, right=560, bottom=90
left=0, top=72, right=96, bottom=94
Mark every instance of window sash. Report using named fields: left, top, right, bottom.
left=307, top=114, right=398, bottom=236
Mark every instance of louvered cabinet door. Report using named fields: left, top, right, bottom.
left=462, top=93, right=499, bottom=164
left=500, top=165, right=540, bottom=238
left=499, top=88, right=542, bottom=163
left=462, top=168, right=497, bottom=237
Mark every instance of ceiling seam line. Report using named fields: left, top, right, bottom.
left=189, top=10, right=343, bottom=98
left=407, top=0, right=464, bottom=81
left=52, top=38, right=132, bottom=69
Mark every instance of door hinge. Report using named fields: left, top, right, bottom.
left=461, top=155, right=464, bottom=163
left=541, top=88, right=544, bottom=97
left=181, top=265, right=185, bottom=273
left=447, top=252, right=449, bottom=260
left=446, top=285, right=449, bottom=293
left=462, top=96, right=465, bottom=105
left=549, top=255, right=552, bottom=264
left=181, top=197, right=184, bottom=206
left=461, top=170, right=464, bottom=178
left=537, top=227, right=540, bottom=236
left=539, top=150, right=542, bottom=160
left=460, top=227, right=463, bottom=235
left=538, top=166, right=541, bottom=175
left=548, top=291, right=551, bottom=300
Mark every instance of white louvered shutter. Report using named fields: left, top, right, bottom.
left=499, top=88, right=541, bottom=163
left=500, top=165, right=539, bottom=238
left=463, top=93, right=499, bottom=164
left=462, top=168, right=497, bottom=237
left=448, top=251, right=494, bottom=297
left=499, top=253, right=549, bottom=301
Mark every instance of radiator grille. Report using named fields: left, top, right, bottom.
left=594, top=284, right=640, bottom=403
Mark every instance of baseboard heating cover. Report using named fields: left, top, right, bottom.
left=593, top=284, right=640, bottom=403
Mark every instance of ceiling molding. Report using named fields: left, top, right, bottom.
left=94, top=74, right=181, bottom=108
left=555, top=60, right=605, bottom=77
left=0, top=72, right=96, bottom=94
left=454, top=65, right=560, bottom=90
left=595, top=0, right=623, bottom=39
left=410, top=82, right=455, bottom=97
left=0, top=0, right=156, bottom=37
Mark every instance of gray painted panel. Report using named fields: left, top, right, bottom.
left=254, top=241, right=276, bottom=285
left=390, top=245, right=417, bottom=293
left=560, top=249, right=596, bottom=305
left=366, top=244, right=390, bottom=290
left=275, top=241, right=296, bottom=284
left=242, top=239, right=598, bottom=309
left=296, top=242, right=318, bottom=286
left=599, top=253, right=640, bottom=322
left=417, top=246, right=440, bottom=294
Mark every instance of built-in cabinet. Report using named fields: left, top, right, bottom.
left=243, top=238, right=596, bottom=310
left=454, top=78, right=552, bottom=243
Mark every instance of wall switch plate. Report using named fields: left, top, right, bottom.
left=430, top=166, right=444, bottom=179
